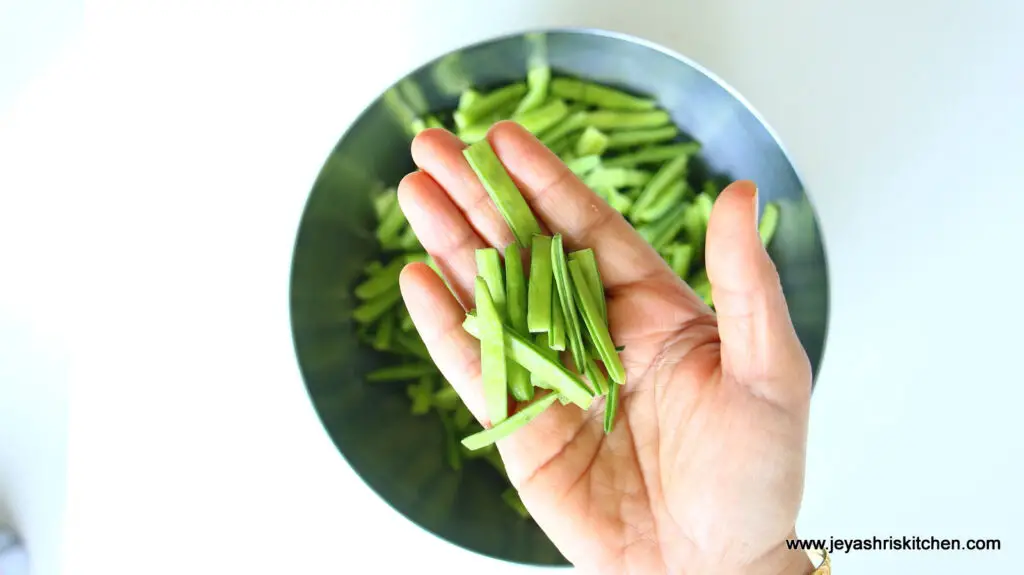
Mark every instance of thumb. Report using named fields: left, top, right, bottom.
left=704, top=180, right=811, bottom=406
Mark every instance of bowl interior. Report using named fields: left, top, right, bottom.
left=289, top=29, right=829, bottom=566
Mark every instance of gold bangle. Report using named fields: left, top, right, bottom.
left=806, top=548, right=831, bottom=574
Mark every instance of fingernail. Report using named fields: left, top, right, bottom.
left=752, top=184, right=760, bottom=231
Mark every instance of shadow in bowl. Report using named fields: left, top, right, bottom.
left=290, top=28, right=829, bottom=567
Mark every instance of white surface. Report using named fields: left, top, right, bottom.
left=2, top=1, right=1023, bottom=574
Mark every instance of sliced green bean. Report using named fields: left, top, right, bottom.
left=584, top=356, right=608, bottom=396
left=461, top=393, right=559, bottom=450
left=702, top=180, right=722, bottom=199
left=549, top=288, right=566, bottom=350
left=566, top=155, right=601, bottom=176
left=604, top=372, right=620, bottom=433
left=633, top=180, right=689, bottom=223
left=505, top=245, right=533, bottom=402
left=355, top=258, right=405, bottom=300
left=513, top=65, right=551, bottom=116
left=433, top=383, right=460, bottom=411
left=463, top=314, right=593, bottom=408
left=366, top=362, right=437, bottom=382
left=464, top=140, right=543, bottom=248
left=475, top=276, right=509, bottom=425
left=408, top=375, right=436, bottom=415
left=550, top=77, right=656, bottom=111
left=376, top=196, right=409, bottom=247
left=527, top=235, right=553, bottom=333
left=531, top=333, right=557, bottom=390
left=601, top=142, right=700, bottom=168
left=453, top=403, right=474, bottom=430
left=373, top=189, right=398, bottom=220
left=455, top=82, right=527, bottom=127
left=632, top=154, right=691, bottom=218
left=585, top=110, right=671, bottom=130
left=584, top=167, right=652, bottom=190
left=663, top=242, right=695, bottom=279
left=568, top=249, right=605, bottom=324
left=594, top=187, right=634, bottom=214
left=397, top=225, right=421, bottom=250
left=551, top=234, right=586, bottom=372
left=689, top=269, right=713, bottom=307
left=539, top=111, right=587, bottom=148
left=475, top=248, right=507, bottom=320
left=682, top=193, right=714, bottom=253
left=353, top=285, right=402, bottom=324
left=759, top=201, right=780, bottom=247
left=605, top=126, right=679, bottom=150
left=516, top=99, right=569, bottom=135
left=568, top=259, right=626, bottom=384
left=425, top=115, right=444, bottom=130
left=373, top=312, right=395, bottom=351
left=575, top=126, right=609, bottom=156
left=394, top=331, right=430, bottom=360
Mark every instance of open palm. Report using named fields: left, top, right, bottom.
left=398, top=122, right=814, bottom=575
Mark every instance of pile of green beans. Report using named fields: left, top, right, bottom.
left=353, top=67, right=781, bottom=519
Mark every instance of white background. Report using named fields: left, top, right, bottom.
left=2, top=1, right=1023, bottom=574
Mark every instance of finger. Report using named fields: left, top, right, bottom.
left=704, top=180, right=812, bottom=407
left=411, top=128, right=522, bottom=249
left=400, top=263, right=488, bottom=421
left=487, top=121, right=671, bottom=288
left=397, top=170, right=487, bottom=309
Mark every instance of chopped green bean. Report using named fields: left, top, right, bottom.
left=425, top=115, right=444, bottom=130
left=575, top=126, right=609, bottom=156
left=353, top=285, right=402, bottom=324
left=539, top=111, right=588, bottom=148
left=568, top=259, right=626, bottom=384
left=584, top=167, right=653, bottom=190
left=689, top=269, right=713, bottom=306
left=549, top=289, right=566, bottom=350
left=455, top=82, right=527, bottom=127
left=516, top=99, right=569, bottom=135
left=604, top=372, right=620, bottom=433
left=355, top=258, right=405, bottom=300
left=605, top=126, right=679, bottom=150
left=502, top=487, right=530, bottom=519
left=475, top=247, right=506, bottom=321
left=550, top=77, right=656, bottom=110
left=702, top=180, right=722, bottom=199
left=568, top=249, right=605, bottom=324
left=505, top=245, right=533, bottom=402
left=439, top=411, right=462, bottom=471
left=376, top=196, right=409, bottom=248
left=527, top=235, right=553, bottom=333
left=373, top=312, right=395, bottom=351
left=408, top=375, right=436, bottom=415
left=602, top=142, right=701, bottom=168
left=453, top=403, right=474, bottom=430
left=663, top=243, right=695, bottom=278
left=397, top=225, right=421, bottom=250
left=584, top=356, right=608, bottom=396
left=585, top=110, right=671, bottom=130
left=464, top=140, right=542, bottom=248
left=759, top=201, right=780, bottom=247
left=373, top=189, right=398, bottom=220
left=366, top=362, right=437, bottom=382
left=394, top=331, right=430, bottom=360
left=632, top=154, right=691, bottom=218
left=475, top=276, right=509, bottom=425
left=566, top=155, right=602, bottom=176
left=682, top=193, right=714, bottom=254
left=433, top=383, right=460, bottom=411
left=633, top=180, right=689, bottom=223
left=513, top=65, right=551, bottom=116
left=595, top=187, right=634, bottom=214
left=462, top=314, right=594, bottom=408
left=531, top=333, right=557, bottom=389
left=551, top=234, right=586, bottom=372
left=461, top=393, right=559, bottom=450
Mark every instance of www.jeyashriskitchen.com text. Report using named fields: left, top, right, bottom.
left=787, top=536, right=1001, bottom=555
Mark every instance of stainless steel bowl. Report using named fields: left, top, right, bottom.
left=290, top=28, right=829, bottom=567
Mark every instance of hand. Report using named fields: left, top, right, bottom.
left=398, top=122, right=815, bottom=575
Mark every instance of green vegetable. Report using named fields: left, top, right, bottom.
left=475, top=276, right=509, bottom=425
left=632, top=180, right=689, bottom=223
left=584, top=357, right=608, bottom=396
left=376, top=194, right=409, bottom=248
left=575, top=126, right=609, bottom=156
left=689, top=269, right=713, bottom=306
left=463, top=139, right=542, bottom=248
left=759, top=201, right=780, bottom=247
left=550, top=77, right=656, bottom=110
left=373, top=312, right=395, bottom=351
left=516, top=99, right=569, bottom=135
left=502, top=487, right=530, bottom=519
left=568, top=259, right=626, bottom=385
left=372, top=189, right=398, bottom=220
left=663, top=243, right=695, bottom=279
left=394, top=331, right=430, bottom=360
left=355, top=258, right=405, bottom=300
left=531, top=333, right=558, bottom=390
left=455, top=82, right=527, bottom=127
left=366, top=362, right=437, bottom=382
left=551, top=234, right=586, bottom=372
left=475, top=248, right=506, bottom=320
left=408, top=376, right=436, bottom=415
left=462, top=314, right=594, bottom=409
left=605, top=126, right=679, bottom=150
left=566, top=155, right=602, bottom=176
left=631, top=154, right=691, bottom=219
left=461, top=393, right=559, bottom=451
left=513, top=65, right=551, bottom=116
left=549, top=289, right=566, bottom=350
left=433, top=383, right=460, bottom=411
left=584, top=109, right=671, bottom=130
left=584, top=167, right=652, bottom=190
left=637, top=201, right=690, bottom=250
left=504, top=245, right=533, bottom=402
left=539, top=111, right=588, bottom=148
left=353, top=285, right=402, bottom=324
left=602, top=142, right=700, bottom=168
left=568, top=249, right=606, bottom=324
left=526, top=235, right=553, bottom=333
left=604, top=373, right=620, bottom=434
left=595, top=187, right=634, bottom=214
left=682, top=193, right=714, bottom=254
left=439, top=411, right=462, bottom=471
